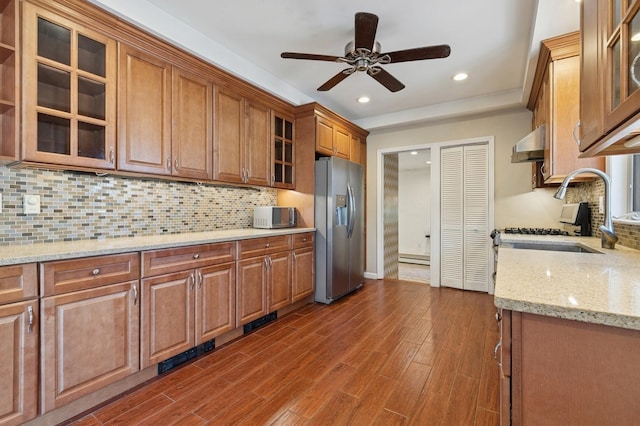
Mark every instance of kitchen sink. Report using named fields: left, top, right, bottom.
left=501, top=241, right=603, bottom=254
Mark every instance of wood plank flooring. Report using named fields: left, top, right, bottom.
left=69, top=278, right=500, bottom=425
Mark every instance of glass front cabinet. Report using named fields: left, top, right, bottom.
left=22, top=3, right=116, bottom=168
left=272, top=112, right=294, bottom=188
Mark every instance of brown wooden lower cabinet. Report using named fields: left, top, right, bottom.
left=0, top=299, right=39, bottom=426
left=40, top=281, right=139, bottom=413
left=292, top=233, right=314, bottom=302
left=503, top=310, right=640, bottom=425
left=236, top=256, right=269, bottom=325
left=197, top=263, right=236, bottom=344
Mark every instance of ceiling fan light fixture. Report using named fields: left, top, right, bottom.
left=453, top=72, right=468, bottom=81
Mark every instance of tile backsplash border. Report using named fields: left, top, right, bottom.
left=0, top=167, right=277, bottom=245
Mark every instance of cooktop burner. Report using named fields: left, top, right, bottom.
left=503, top=227, right=569, bottom=236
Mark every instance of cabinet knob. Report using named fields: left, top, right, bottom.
left=302, top=238, right=307, bottom=242
left=265, top=243, right=270, bottom=248
left=193, top=254, right=200, bottom=259
left=92, top=268, right=100, bottom=276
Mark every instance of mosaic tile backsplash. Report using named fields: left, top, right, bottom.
left=0, top=167, right=277, bottom=245
left=568, top=180, right=640, bottom=250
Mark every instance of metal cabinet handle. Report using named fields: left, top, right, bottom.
left=268, top=257, right=273, bottom=268
left=263, top=257, right=268, bottom=268
left=190, top=272, right=196, bottom=288
left=109, top=147, right=114, bottom=164
left=198, top=271, right=203, bottom=288
left=92, top=268, right=100, bottom=276
left=493, top=340, right=502, bottom=368
left=540, top=162, right=547, bottom=177
left=271, top=174, right=275, bottom=186
left=193, top=254, right=200, bottom=259
left=174, top=158, right=179, bottom=172
left=572, top=120, right=581, bottom=146
left=132, top=284, right=138, bottom=305
left=495, top=311, right=502, bottom=322
left=27, top=306, right=34, bottom=333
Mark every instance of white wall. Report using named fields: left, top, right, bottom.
left=365, top=107, right=566, bottom=276
left=398, top=167, right=431, bottom=256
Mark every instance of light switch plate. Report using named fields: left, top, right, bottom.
left=23, top=194, right=41, bottom=214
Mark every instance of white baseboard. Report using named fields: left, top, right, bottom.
left=364, top=271, right=378, bottom=279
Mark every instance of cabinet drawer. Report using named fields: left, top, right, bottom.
left=0, top=263, right=37, bottom=304
left=237, top=235, right=292, bottom=259
left=40, top=253, right=140, bottom=296
left=142, top=242, right=236, bottom=277
left=293, top=232, right=314, bottom=249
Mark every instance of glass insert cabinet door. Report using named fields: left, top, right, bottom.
left=272, top=113, right=294, bottom=188
left=22, top=3, right=116, bottom=168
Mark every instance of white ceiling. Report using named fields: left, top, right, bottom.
left=90, top=0, right=580, bottom=131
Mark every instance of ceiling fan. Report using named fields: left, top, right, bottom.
left=280, top=12, right=451, bottom=92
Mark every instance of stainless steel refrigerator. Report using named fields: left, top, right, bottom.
left=314, top=156, right=364, bottom=304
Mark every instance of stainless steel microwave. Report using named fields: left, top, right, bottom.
left=253, top=206, right=297, bottom=229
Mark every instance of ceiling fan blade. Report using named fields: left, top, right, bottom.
left=382, top=45, right=451, bottom=63
left=354, top=12, right=378, bottom=51
left=367, top=67, right=405, bottom=92
left=281, top=52, right=341, bottom=62
left=317, top=70, right=352, bottom=91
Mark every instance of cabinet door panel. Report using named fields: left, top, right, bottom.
left=0, top=300, right=38, bottom=425
left=316, top=117, right=334, bottom=155
left=141, top=272, right=193, bottom=368
left=268, top=251, right=292, bottom=311
left=236, top=257, right=267, bottom=325
left=118, top=45, right=171, bottom=174
left=245, top=100, right=271, bottom=186
left=172, top=67, right=213, bottom=179
left=334, top=126, right=351, bottom=159
left=292, top=247, right=314, bottom=302
left=40, top=281, right=139, bottom=412
left=196, top=263, right=236, bottom=344
left=213, top=87, right=244, bottom=183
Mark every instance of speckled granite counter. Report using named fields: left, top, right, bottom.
left=494, top=234, right=640, bottom=330
left=0, top=228, right=315, bottom=266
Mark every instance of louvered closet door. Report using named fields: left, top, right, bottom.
left=440, top=144, right=489, bottom=292
left=463, top=145, right=489, bottom=292
left=441, top=146, right=464, bottom=289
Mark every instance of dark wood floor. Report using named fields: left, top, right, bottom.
left=70, top=279, right=500, bottom=425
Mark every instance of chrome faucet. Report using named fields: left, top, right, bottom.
left=553, top=168, right=618, bottom=249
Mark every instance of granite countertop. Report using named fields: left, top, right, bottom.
left=0, top=227, right=316, bottom=266
left=494, top=234, right=640, bottom=330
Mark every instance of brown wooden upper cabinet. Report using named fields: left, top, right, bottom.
left=272, top=110, right=295, bottom=188
left=529, top=32, right=604, bottom=185
left=118, top=45, right=213, bottom=179
left=213, top=86, right=271, bottom=186
left=0, top=0, right=19, bottom=163
left=580, top=0, right=640, bottom=155
left=296, top=102, right=368, bottom=165
left=22, top=2, right=116, bottom=168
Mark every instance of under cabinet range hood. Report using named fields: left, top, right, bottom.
left=511, top=125, right=545, bottom=163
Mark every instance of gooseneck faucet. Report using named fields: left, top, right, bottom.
left=553, top=168, right=618, bottom=249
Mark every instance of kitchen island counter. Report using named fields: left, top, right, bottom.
left=495, top=234, right=640, bottom=330
left=0, top=227, right=315, bottom=266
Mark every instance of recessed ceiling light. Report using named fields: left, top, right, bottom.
left=453, top=73, right=468, bottom=81
left=357, top=96, right=370, bottom=103
left=632, top=32, right=640, bottom=42
left=426, top=161, right=432, bottom=164
left=410, top=151, right=418, bottom=155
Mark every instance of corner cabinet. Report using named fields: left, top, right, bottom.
left=0, top=0, right=19, bottom=163
left=529, top=32, right=604, bottom=185
left=22, top=2, right=117, bottom=168
left=580, top=0, right=640, bottom=155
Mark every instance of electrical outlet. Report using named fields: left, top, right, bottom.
left=598, top=195, right=604, bottom=214
left=23, top=194, right=41, bottom=214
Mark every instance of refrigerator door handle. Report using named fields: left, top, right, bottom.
left=347, top=183, right=356, bottom=239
